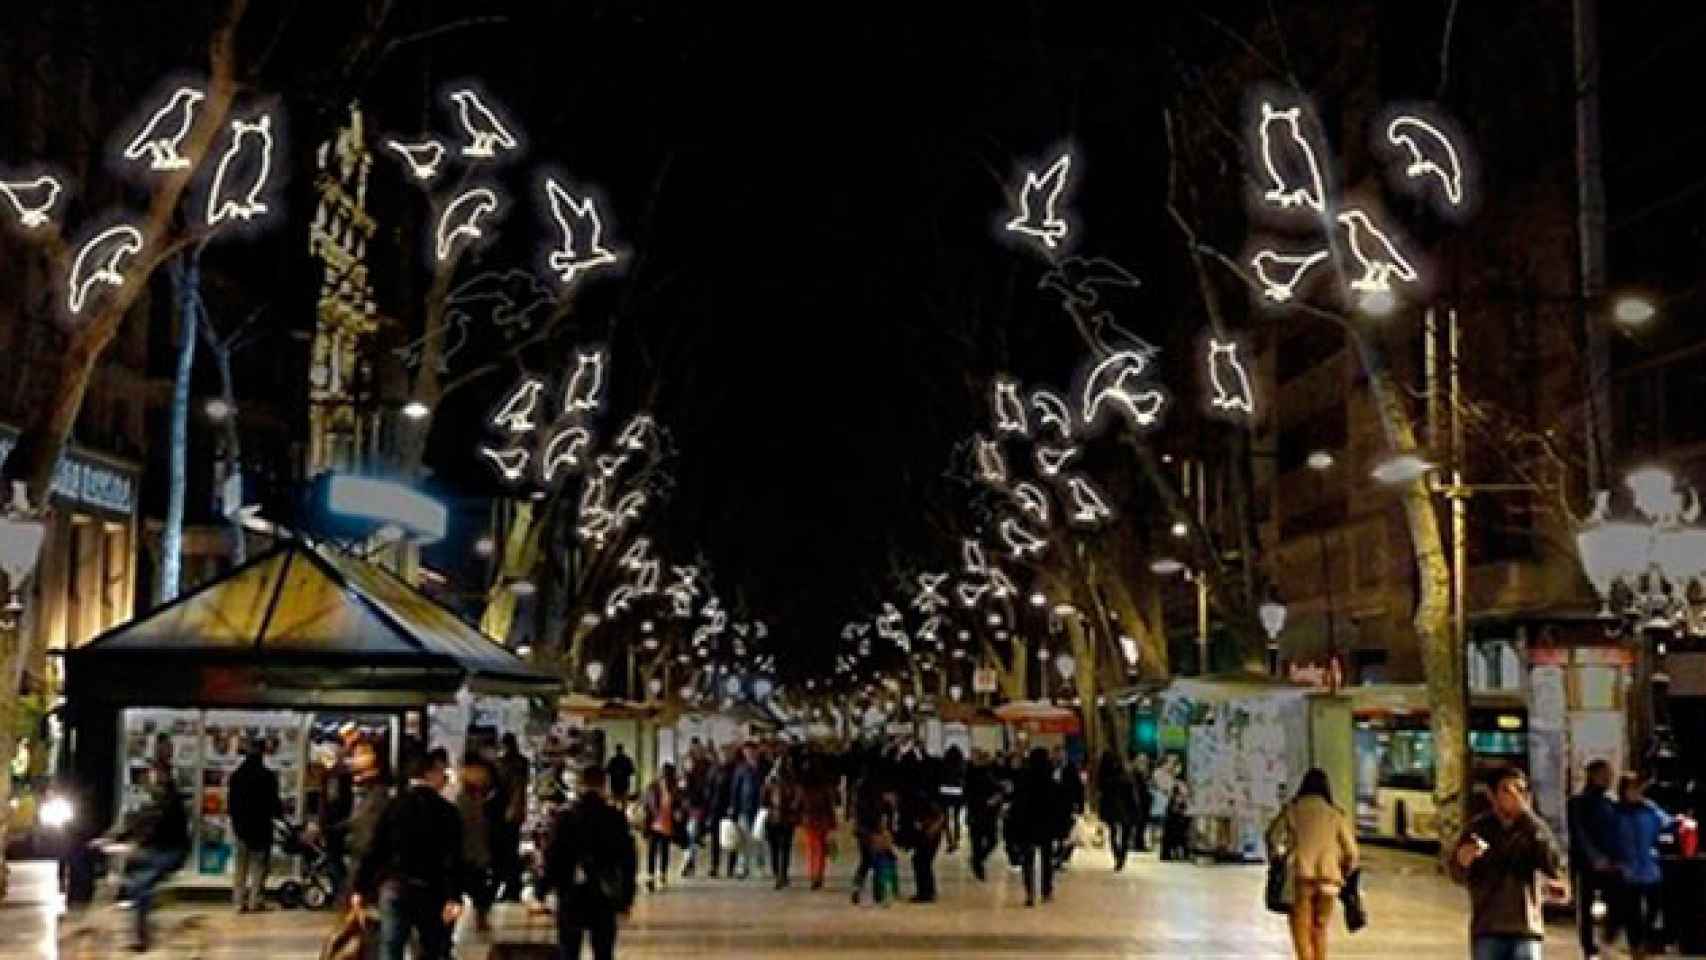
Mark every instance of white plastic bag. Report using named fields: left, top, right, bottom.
left=751, top=808, right=770, bottom=841
left=719, top=817, right=740, bottom=849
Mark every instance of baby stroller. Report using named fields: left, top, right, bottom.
left=272, top=818, right=337, bottom=910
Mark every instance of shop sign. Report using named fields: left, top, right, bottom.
left=0, top=433, right=135, bottom=515
left=1287, top=659, right=1342, bottom=691
left=972, top=667, right=998, bottom=694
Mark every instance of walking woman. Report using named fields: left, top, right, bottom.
left=642, top=763, right=681, bottom=892
left=1265, top=768, right=1358, bottom=960
left=1096, top=749, right=1138, bottom=871
left=1010, top=747, right=1065, bottom=907
left=798, top=755, right=839, bottom=889
left=762, top=756, right=803, bottom=888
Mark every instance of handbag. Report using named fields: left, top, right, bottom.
left=752, top=808, right=770, bottom=841
left=1340, top=868, right=1368, bottom=933
left=318, top=904, right=370, bottom=960
left=1264, top=807, right=1295, bottom=915
left=718, top=817, right=740, bottom=849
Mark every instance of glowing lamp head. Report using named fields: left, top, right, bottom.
left=950, top=684, right=964, bottom=702
left=647, top=678, right=663, bottom=697
left=1306, top=450, right=1336, bottom=472
left=585, top=660, right=605, bottom=684
left=986, top=612, right=1002, bottom=627
left=1054, top=653, right=1076, bottom=679
left=507, top=578, right=536, bottom=597
left=1118, top=635, right=1140, bottom=668
left=401, top=400, right=431, bottom=420
left=1170, top=521, right=1189, bottom=539
left=1029, top=591, right=1047, bottom=608
left=474, top=535, right=496, bottom=557
left=1371, top=453, right=1435, bottom=485
left=1613, top=295, right=1657, bottom=327
left=204, top=397, right=233, bottom=421
left=1625, top=466, right=1680, bottom=522
left=39, top=795, right=74, bottom=830
left=1150, top=558, right=1184, bottom=576
left=1259, top=600, right=1288, bottom=641
left=1358, top=288, right=1397, bottom=317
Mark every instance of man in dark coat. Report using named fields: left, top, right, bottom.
left=606, top=744, right=637, bottom=802
left=354, top=748, right=465, bottom=960
left=493, top=733, right=531, bottom=900
left=110, top=761, right=191, bottom=951
left=964, top=750, right=1003, bottom=880
left=540, top=765, right=638, bottom=960
left=227, top=739, right=282, bottom=912
left=1567, top=759, right=1619, bottom=960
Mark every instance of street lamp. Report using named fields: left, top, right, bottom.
left=401, top=400, right=431, bottom=420
left=1306, top=450, right=1337, bottom=472
left=1612, top=295, right=1657, bottom=327
left=1358, top=288, right=1398, bottom=318
left=1054, top=653, right=1076, bottom=681
left=1029, top=591, right=1047, bottom=608
left=1259, top=599, right=1288, bottom=676
left=1576, top=467, right=1706, bottom=634
left=585, top=660, right=605, bottom=687
left=1149, top=557, right=1185, bottom=576
left=204, top=397, right=233, bottom=421
left=1118, top=634, right=1141, bottom=673
left=1369, top=452, right=1435, bottom=485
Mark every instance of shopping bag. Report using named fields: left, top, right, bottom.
left=1263, top=853, right=1293, bottom=915
left=486, top=906, right=558, bottom=959
left=719, top=817, right=740, bottom=849
left=319, top=904, right=371, bottom=960
left=1340, top=868, right=1368, bottom=933
left=751, top=809, right=770, bottom=842
left=1071, top=814, right=1106, bottom=850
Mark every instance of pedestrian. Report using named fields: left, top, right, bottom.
left=1606, top=773, right=1671, bottom=960
left=539, top=765, right=638, bottom=960
left=849, top=768, right=893, bottom=905
left=641, top=762, right=680, bottom=892
left=1051, top=747, right=1084, bottom=870
left=1097, top=749, right=1138, bottom=872
left=729, top=742, right=764, bottom=879
left=1566, top=759, right=1619, bottom=960
left=353, top=748, right=466, bottom=960
left=705, top=745, right=734, bottom=878
left=494, top=733, right=531, bottom=901
left=107, top=760, right=190, bottom=952
left=326, top=737, right=391, bottom=905
left=1161, top=782, right=1192, bottom=862
left=605, top=744, right=636, bottom=804
left=1150, top=754, right=1179, bottom=851
left=798, top=754, right=839, bottom=889
left=1130, top=754, right=1153, bottom=853
left=679, top=750, right=709, bottom=878
left=1449, top=767, right=1566, bottom=960
left=454, top=755, right=498, bottom=934
left=940, top=745, right=967, bottom=853
left=317, top=744, right=355, bottom=899
left=964, top=749, right=1002, bottom=881
left=899, top=762, right=947, bottom=903
left=1265, top=768, right=1358, bottom=960
left=1008, top=747, right=1066, bottom=907
left=228, top=737, right=282, bottom=913
left=762, top=755, right=802, bottom=888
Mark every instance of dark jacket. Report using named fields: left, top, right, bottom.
left=606, top=752, right=636, bottom=797
left=730, top=762, right=762, bottom=819
left=335, top=776, right=391, bottom=867
left=1007, top=768, right=1067, bottom=846
left=1566, top=785, right=1618, bottom=872
left=1096, top=758, right=1135, bottom=824
left=1450, top=810, right=1566, bottom=941
left=965, top=762, right=1002, bottom=826
left=122, top=779, right=191, bottom=855
left=706, top=762, right=733, bottom=821
left=541, top=793, right=638, bottom=918
left=228, top=755, right=282, bottom=849
left=354, top=782, right=465, bottom=903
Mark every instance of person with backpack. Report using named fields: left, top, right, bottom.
left=1265, top=768, right=1359, bottom=960
left=540, top=765, right=638, bottom=960
left=107, top=760, right=191, bottom=952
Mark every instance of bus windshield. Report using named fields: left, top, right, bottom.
left=1377, top=728, right=1436, bottom=792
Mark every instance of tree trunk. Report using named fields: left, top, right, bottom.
left=159, top=251, right=202, bottom=604
left=209, top=334, right=245, bottom=566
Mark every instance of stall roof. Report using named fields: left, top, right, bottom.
left=64, top=539, right=561, bottom=707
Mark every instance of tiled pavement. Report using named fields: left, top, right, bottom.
left=2, top=838, right=1583, bottom=958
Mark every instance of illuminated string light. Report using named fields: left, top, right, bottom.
left=975, top=436, right=1008, bottom=485
left=1257, top=101, right=1326, bottom=213
left=490, top=379, right=546, bottom=434
left=1000, top=518, right=1047, bottom=560
left=392, top=315, right=470, bottom=373
left=67, top=224, right=144, bottom=315
left=913, top=573, right=949, bottom=614
left=122, top=87, right=205, bottom=171
left=436, top=187, right=501, bottom=261
left=667, top=566, right=702, bottom=618
left=1338, top=209, right=1418, bottom=294
left=614, top=490, right=647, bottom=523
left=962, top=539, right=988, bottom=575
left=385, top=139, right=445, bottom=182
left=993, top=380, right=1030, bottom=436
left=621, top=538, right=652, bottom=571
left=616, top=414, right=655, bottom=452
left=544, top=179, right=618, bottom=285
left=205, top=114, right=274, bottom=225
left=917, top=616, right=940, bottom=644
left=540, top=425, right=591, bottom=482
left=877, top=603, right=907, bottom=646
left=449, top=89, right=519, bottom=159
left=1250, top=248, right=1329, bottom=303
left=1030, top=390, right=1073, bottom=440
left=0, top=175, right=62, bottom=229
left=1065, top=475, right=1114, bottom=525
left=561, top=349, right=606, bottom=415
left=1206, top=338, right=1256, bottom=415
left=1012, top=482, right=1051, bottom=525
left=957, top=580, right=990, bottom=608
left=1035, top=445, right=1080, bottom=479
left=478, top=445, right=529, bottom=482
left=1387, top=116, right=1464, bottom=207
left=987, top=566, right=1017, bottom=599
left=1081, top=351, right=1166, bottom=431
left=1004, top=152, right=1071, bottom=249
left=606, top=585, right=635, bottom=618
left=595, top=453, right=628, bottom=479
left=633, top=559, right=660, bottom=594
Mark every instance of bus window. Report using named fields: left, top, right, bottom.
left=1379, top=729, right=1436, bottom=792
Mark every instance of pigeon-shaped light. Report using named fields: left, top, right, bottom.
left=489, top=378, right=545, bottom=434
left=392, top=314, right=471, bottom=374
left=561, top=349, right=606, bottom=416
left=633, top=559, right=661, bottom=595
left=67, top=224, right=144, bottom=315
left=1035, top=445, right=1080, bottom=479
left=957, top=580, right=990, bottom=609
left=962, top=538, right=988, bottom=575
left=0, top=175, right=62, bottom=230
left=975, top=436, right=1008, bottom=486
left=1065, top=476, right=1114, bottom=526
left=606, top=585, right=636, bottom=618
left=449, top=89, right=519, bottom=159
left=544, top=179, right=617, bottom=286
left=478, top=445, right=529, bottom=482
left=206, top=115, right=275, bottom=225
left=1250, top=248, right=1329, bottom=303
left=913, top=572, right=949, bottom=614
left=1337, top=209, right=1419, bottom=294
left=1386, top=116, right=1464, bottom=207
left=1082, top=351, right=1167, bottom=432
left=385, top=139, right=446, bottom=183
left=987, top=565, right=1017, bottom=599
left=595, top=453, right=628, bottom=479
left=1031, top=389, right=1073, bottom=440
left=1000, top=518, right=1047, bottom=560
left=1012, top=481, right=1051, bottom=525
left=993, top=379, right=1029, bottom=436
left=122, top=87, right=205, bottom=171
left=616, top=414, right=655, bottom=452
left=1206, top=338, right=1256, bottom=415
left=436, top=187, right=501, bottom=262
left=1005, top=152, right=1071, bottom=250
left=539, top=425, right=591, bottom=482
left=1256, top=101, right=1326, bottom=212
left=621, top=537, right=652, bottom=571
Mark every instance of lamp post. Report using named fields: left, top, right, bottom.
left=1259, top=599, right=1287, bottom=677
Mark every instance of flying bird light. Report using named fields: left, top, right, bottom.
left=436, top=187, right=501, bottom=261
left=913, top=573, right=949, bottom=614
left=1250, top=248, right=1329, bottom=303
left=205, top=114, right=275, bottom=225
left=122, top=87, right=205, bottom=171
left=477, top=445, right=529, bottom=482
left=616, top=414, right=655, bottom=452
left=1206, top=339, right=1256, bottom=415
left=986, top=565, right=1017, bottom=600
left=633, top=559, right=661, bottom=595
left=1035, top=445, right=1080, bottom=479
left=1005, top=152, right=1071, bottom=250
left=606, top=585, right=636, bottom=618
left=962, top=539, right=989, bottom=575
left=540, top=425, right=591, bottom=482
left=1256, top=101, right=1326, bottom=213
left=544, top=179, right=618, bottom=285
left=1065, top=476, right=1114, bottom=526
left=490, top=378, right=546, bottom=434
left=0, top=175, right=62, bottom=229
left=385, top=139, right=446, bottom=182
left=1031, top=389, right=1073, bottom=440
left=561, top=349, right=607, bottom=415
left=993, top=379, right=1029, bottom=436
left=975, top=436, right=1008, bottom=486
left=449, top=89, right=519, bottom=159
left=1000, top=518, right=1047, bottom=560
left=1012, top=482, right=1051, bottom=525
left=1337, top=209, right=1419, bottom=294
left=67, top=224, right=144, bottom=315
left=1386, top=116, right=1464, bottom=207
left=957, top=580, right=990, bottom=609
left=621, top=537, right=652, bottom=571
left=1081, top=351, right=1167, bottom=431
left=666, top=566, right=702, bottom=618
left=595, top=453, right=628, bottom=479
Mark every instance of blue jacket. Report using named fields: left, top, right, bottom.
left=1612, top=800, right=1671, bottom=886
left=1567, top=786, right=1618, bottom=869
left=730, top=762, right=762, bottom=819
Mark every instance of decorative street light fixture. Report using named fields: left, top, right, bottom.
left=1576, top=467, right=1706, bottom=635
left=1259, top=598, right=1288, bottom=677
left=0, top=487, right=47, bottom=631
left=1054, top=653, right=1076, bottom=681
left=585, top=660, right=605, bottom=687
left=949, top=683, right=964, bottom=702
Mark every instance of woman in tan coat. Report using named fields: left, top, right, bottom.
left=1266, top=768, right=1358, bottom=960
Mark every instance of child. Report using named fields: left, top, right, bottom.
left=871, top=824, right=900, bottom=908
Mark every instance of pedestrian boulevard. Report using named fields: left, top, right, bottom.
left=0, top=841, right=1578, bottom=958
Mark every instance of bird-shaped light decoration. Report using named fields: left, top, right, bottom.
left=616, top=414, right=655, bottom=452
left=956, top=580, right=990, bottom=609
left=962, top=538, right=988, bottom=575
left=67, top=224, right=144, bottom=315
left=539, top=425, right=591, bottom=482
left=122, top=87, right=205, bottom=171
left=392, top=314, right=471, bottom=373
left=385, top=139, right=446, bottom=183
left=436, top=187, right=501, bottom=261
left=478, top=445, right=529, bottom=482
left=449, top=89, right=519, bottom=159
left=917, top=616, right=941, bottom=644
left=666, top=566, right=701, bottom=618
left=1337, top=209, right=1419, bottom=294
left=1081, top=351, right=1167, bottom=432
left=1386, top=116, right=1464, bottom=208
left=595, top=453, right=628, bottom=480
left=1206, top=339, right=1257, bottom=415
left=1031, top=389, right=1073, bottom=440
left=606, top=585, right=636, bottom=618
left=1005, top=152, right=1071, bottom=250
left=489, top=378, right=545, bottom=434
left=621, top=537, right=652, bottom=571
left=1012, top=481, right=1051, bottom=525
left=992, top=379, right=1029, bottom=436
left=544, top=179, right=618, bottom=286
left=1035, top=445, right=1080, bottom=479
left=205, top=114, right=275, bottom=225
left=877, top=603, right=906, bottom=645
left=913, top=572, right=949, bottom=614
left=561, top=349, right=606, bottom=415
left=1250, top=248, right=1329, bottom=303
left=1065, top=476, right=1114, bottom=526
left=986, top=565, right=1017, bottom=599
left=0, top=175, right=63, bottom=230
left=1256, top=101, right=1326, bottom=213
left=975, top=436, right=1008, bottom=486
left=1000, top=518, right=1047, bottom=560
left=613, top=490, right=647, bottom=524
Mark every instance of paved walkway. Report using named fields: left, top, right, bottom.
left=4, top=839, right=1580, bottom=958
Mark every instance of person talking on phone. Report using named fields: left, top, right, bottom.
left=1449, top=768, right=1567, bottom=960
